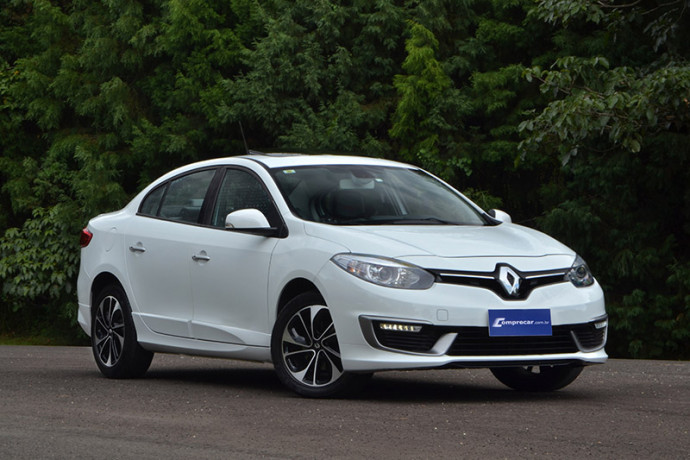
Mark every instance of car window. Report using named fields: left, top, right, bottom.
left=211, top=169, right=275, bottom=228
left=139, top=184, right=166, bottom=216
left=271, top=165, right=487, bottom=226
left=141, top=169, right=215, bottom=223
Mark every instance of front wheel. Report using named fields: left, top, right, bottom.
left=490, top=364, right=583, bottom=391
left=271, top=292, right=370, bottom=397
left=91, top=284, right=153, bottom=379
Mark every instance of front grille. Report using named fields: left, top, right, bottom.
left=371, top=319, right=607, bottom=356
left=431, top=266, right=569, bottom=300
left=446, top=326, right=577, bottom=356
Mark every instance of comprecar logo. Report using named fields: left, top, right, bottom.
left=492, top=318, right=537, bottom=328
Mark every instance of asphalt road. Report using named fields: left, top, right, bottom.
left=0, top=346, right=688, bottom=459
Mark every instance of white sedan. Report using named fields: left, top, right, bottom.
left=78, top=154, right=607, bottom=397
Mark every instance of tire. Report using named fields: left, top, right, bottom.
left=491, top=364, right=583, bottom=391
left=271, top=292, right=370, bottom=397
left=91, top=284, right=153, bottom=379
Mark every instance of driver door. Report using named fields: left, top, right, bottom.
left=189, top=168, right=281, bottom=346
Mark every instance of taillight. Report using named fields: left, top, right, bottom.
left=80, top=228, right=93, bottom=247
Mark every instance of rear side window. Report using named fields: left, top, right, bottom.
left=139, top=169, right=215, bottom=224
left=140, top=185, right=166, bottom=216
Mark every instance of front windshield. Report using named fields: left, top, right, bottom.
left=270, top=164, right=487, bottom=226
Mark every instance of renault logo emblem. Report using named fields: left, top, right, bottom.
left=498, top=265, right=521, bottom=297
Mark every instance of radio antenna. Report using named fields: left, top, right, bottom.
left=239, top=121, right=250, bottom=155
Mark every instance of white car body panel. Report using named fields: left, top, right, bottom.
left=188, top=226, right=278, bottom=345
left=305, top=222, right=573, bottom=259
left=124, top=215, right=196, bottom=338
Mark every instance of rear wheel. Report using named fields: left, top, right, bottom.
left=490, top=364, right=583, bottom=391
left=92, top=284, right=153, bottom=379
left=271, top=292, right=370, bottom=397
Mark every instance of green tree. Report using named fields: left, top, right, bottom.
left=0, top=0, right=258, bottom=337
left=216, top=0, right=413, bottom=156
left=461, top=0, right=559, bottom=217
left=389, top=20, right=462, bottom=177
left=520, top=0, right=690, bottom=358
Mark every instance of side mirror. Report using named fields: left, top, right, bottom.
left=488, top=209, right=512, bottom=224
left=225, top=209, right=280, bottom=237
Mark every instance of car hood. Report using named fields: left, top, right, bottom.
left=304, top=222, right=573, bottom=260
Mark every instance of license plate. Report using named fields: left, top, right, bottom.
left=489, top=309, right=552, bottom=337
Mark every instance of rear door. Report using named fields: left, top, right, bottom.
left=124, top=168, right=217, bottom=338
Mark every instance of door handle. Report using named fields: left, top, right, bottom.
left=192, top=253, right=211, bottom=262
left=129, top=244, right=146, bottom=253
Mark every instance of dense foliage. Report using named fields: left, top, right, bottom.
left=1, top=0, right=688, bottom=358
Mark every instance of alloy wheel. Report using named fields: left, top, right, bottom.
left=94, top=295, right=125, bottom=367
left=281, top=305, right=343, bottom=387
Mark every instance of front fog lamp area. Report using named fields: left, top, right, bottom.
left=566, top=255, right=595, bottom=287
left=378, top=322, right=423, bottom=333
left=331, top=254, right=435, bottom=289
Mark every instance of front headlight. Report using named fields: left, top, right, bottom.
left=331, top=254, right=435, bottom=289
left=566, top=255, right=595, bottom=287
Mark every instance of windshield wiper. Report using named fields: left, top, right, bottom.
left=329, top=216, right=463, bottom=226
left=365, top=217, right=461, bottom=225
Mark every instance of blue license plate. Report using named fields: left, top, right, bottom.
left=489, top=309, right=552, bottom=337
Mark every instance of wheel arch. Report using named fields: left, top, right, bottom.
left=276, top=278, right=323, bottom=318
left=91, top=272, right=125, bottom=310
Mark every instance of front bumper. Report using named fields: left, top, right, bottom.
left=316, top=261, right=608, bottom=372
left=360, top=315, right=608, bottom=356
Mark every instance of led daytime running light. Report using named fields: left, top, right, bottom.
left=379, top=323, right=423, bottom=333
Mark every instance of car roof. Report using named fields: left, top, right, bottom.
left=238, top=153, right=413, bottom=169
left=159, top=154, right=414, bottom=178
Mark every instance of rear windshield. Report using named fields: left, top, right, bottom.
left=270, top=165, right=487, bottom=226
